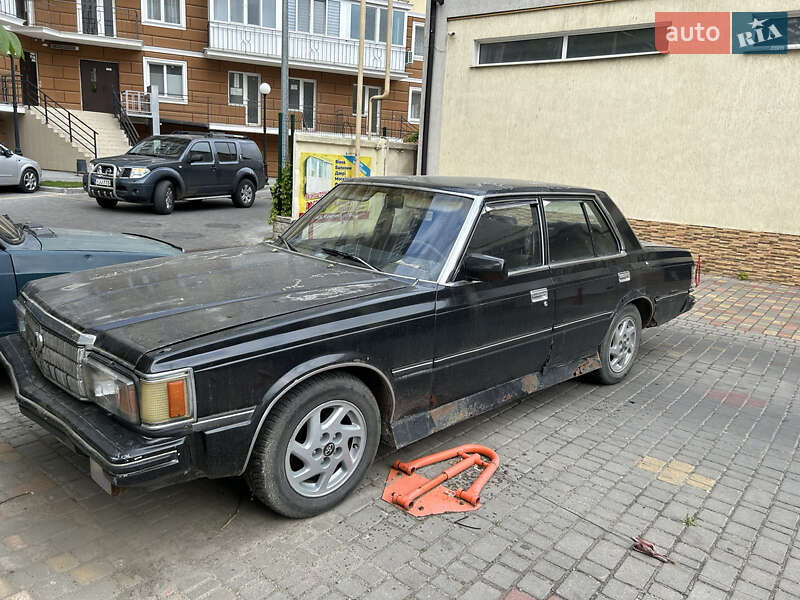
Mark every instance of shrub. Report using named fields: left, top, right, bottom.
left=269, top=166, right=293, bottom=224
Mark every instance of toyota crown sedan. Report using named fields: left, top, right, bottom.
left=0, top=177, right=694, bottom=518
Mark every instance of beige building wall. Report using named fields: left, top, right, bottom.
left=438, top=0, right=800, bottom=237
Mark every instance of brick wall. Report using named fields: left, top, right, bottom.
left=629, top=219, right=800, bottom=286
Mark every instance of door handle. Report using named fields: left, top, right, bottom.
left=530, top=288, right=548, bottom=305
left=618, top=271, right=631, bottom=283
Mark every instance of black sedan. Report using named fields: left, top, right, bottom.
left=0, top=177, right=694, bottom=517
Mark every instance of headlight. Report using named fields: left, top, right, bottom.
left=139, top=371, right=193, bottom=426
left=84, top=358, right=138, bottom=424
left=128, top=167, right=150, bottom=179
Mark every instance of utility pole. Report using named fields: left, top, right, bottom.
left=280, top=0, right=289, bottom=169
left=353, top=0, right=366, bottom=177
left=10, top=54, right=21, bottom=155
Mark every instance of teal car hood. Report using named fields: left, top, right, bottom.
left=35, top=227, right=181, bottom=254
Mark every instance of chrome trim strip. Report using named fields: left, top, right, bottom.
left=21, top=293, right=97, bottom=346
left=549, top=252, right=626, bottom=269
left=553, top=311, right=614, bottom=331
left=195, top=407, right=256, bottom=425
left=655, top=290, right=689, bottom=302
left=240, top=361, right=396, bottom=475
left=437, top=196, right=484, bottom=285
left=134, top=366, right=198, bottom=432
left=0, top=350, right=179, bottom=473
left=194, top=407, right=256, bottom=432
left=437, top=327, right=552, bottom=364
left=391, top=360, right=433, bottom=376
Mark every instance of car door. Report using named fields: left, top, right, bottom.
left=0, top=145, right=18, bottom=186
left=432, top=198, right=554, bottom=406
left=543, top=197, right=622, bottom=366
left=182, top=141, right=219, bottom=196
left=213, top=141, right=239, bottom=193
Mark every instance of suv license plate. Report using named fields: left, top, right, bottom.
left=94, top=177, right=112, bottom=187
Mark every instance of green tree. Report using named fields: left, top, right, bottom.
left=0, top=26, right=23, bottom=59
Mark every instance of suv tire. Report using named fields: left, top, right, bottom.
left=245, top=373, right=380, bottom=518
left=96, top=198, right=118, bottom=209
left=153, top=180, right=176, bottom=215
left=232, top=178, right=255, bottom=208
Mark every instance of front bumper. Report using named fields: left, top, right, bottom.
left=0, top=334, right=195, bottom=491
left=84, top=173, right=155, bottom=204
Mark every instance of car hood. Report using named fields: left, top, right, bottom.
left=95, top=155, right=175, bottom=167
left=22, top=245, right=412, bottom=363
left=30, top=226, right=182, bottom=255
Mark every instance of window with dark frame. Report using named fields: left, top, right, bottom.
left=215, top=142, right=238, bottom=162
left=468, top=203, right=543, bottom=271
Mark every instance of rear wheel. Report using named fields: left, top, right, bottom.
left=19, top=168, right=38, bottom=193
left=232, top=178, right=255, bottom=208
left=245, top=373, right=380, bottom=518
left=594, top=304, right=642, bottom=384
left=96, top=197, right=118, bottom=209
left=152, top=180, right=176, bottom=215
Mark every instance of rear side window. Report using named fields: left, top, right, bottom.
left=239, top=140, right=261, bottom=161
left=215, top=142, right=237, bottom=162
left=584, top=202, right=618, bottom=256
left=544, top=200, right=595, bottom=263
left=468, top=203, right=542, bottom=271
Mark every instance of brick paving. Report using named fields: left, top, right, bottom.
left=0, top=275, right=799, bottom=600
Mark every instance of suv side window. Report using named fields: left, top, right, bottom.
left=188, top=141, right=212, bottom=163
left=239, top=140, right=260, bottom=161
left=583, top=202, right=619, bottom=256
left=544, top=200, right=595, bottom=263
left=467, top=202, right=542, bottom=271
left=215, top=142, right=237, bottom=163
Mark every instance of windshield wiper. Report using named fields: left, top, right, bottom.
left=319, top=246, right=379, bottom=272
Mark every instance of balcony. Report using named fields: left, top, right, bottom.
left=3, top=0, right=142, bottom=50
left=206, top=21, right=407, bottom=78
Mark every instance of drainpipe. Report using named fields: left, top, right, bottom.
left=353, top=0, right=366, bottom=177
left=10, top=54, right=21, bottom=155
left=367, top=0, right=391, bottom=142
left=419, top=0, right=442, bottom=175
left=280, top=0, right=289, bottom=169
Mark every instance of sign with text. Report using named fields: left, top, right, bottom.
left=297, top=152, right=371, bottom=214
left=655, top=12, right=731, bottom=54
left=731, top=12, right=787, bottom=53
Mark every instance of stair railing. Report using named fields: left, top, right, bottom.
left=112, top=89, right=140, bottom=147
left=21, top=79, right=98, bottom=158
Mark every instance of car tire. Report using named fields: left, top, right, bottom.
left=19, top=168, right=38, bottom=193
left=232, top=178, right=255, bottom=208
left=153, top=180, right=176, bottom=215
left=96, top=198, right=118, bottom=209
left=245, top=373, right=381, bottom=518
left=593, top=304, right=642, bottom=385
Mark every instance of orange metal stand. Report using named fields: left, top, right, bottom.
left=382, top=445, right=500, bottom=516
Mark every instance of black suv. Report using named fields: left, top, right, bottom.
left=84, top=133, right=266, bottom=214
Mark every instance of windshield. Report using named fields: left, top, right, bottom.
left=128, top=137, right=190, bottom=158
left=0, top=214, right=22, bottom=244
left=283, top=184, right=472, bottom=281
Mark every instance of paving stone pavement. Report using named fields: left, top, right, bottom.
left=1, top=275, right=799, bottom=600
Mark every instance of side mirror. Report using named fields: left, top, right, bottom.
left=1, top=149, right=11, bottom=158
left=460, top=253, right=508, bottom=283
left=188, top=152, right=204, bottom=163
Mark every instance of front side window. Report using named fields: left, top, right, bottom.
left=284, top=184, right=472, bottom=280
left=467, top=203, right=542, bottom=271
left=544, top=200, right=595, bottom=263
left=144, top=0, right=183, bottom=26
left=146, top=60, right=185, bottom=100
left=188, top=141, right=213, bottom=163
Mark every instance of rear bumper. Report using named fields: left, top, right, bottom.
left=0, top=334, right=196, bottom=490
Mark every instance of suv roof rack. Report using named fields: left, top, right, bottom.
left=206, top=132, right=248, bottom=139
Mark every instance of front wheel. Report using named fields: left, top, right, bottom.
left=19, top=168, right=38, bottom=193
left=245, top=373, right=380, bottom=518
left=594, top=304, right=642, bottom=384
left=152, top=180, right=176, bottom=214
left=232, top=179, right=255, bottom=208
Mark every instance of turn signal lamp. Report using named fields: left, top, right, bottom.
left=140, top=374, right=191, bottom=425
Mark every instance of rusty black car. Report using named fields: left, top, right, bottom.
left=0, top=177, right=694, bottom=517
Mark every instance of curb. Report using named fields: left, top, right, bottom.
left=39, top=186, right=86, bottom=195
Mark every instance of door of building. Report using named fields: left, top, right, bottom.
left=20, top=51, right=38, bottom=106
left=80, top=60, right=119, bottom=113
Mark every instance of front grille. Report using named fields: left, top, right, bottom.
left=23, top=311, right=86, bottom=399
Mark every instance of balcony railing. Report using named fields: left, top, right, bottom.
left=11, top=0, right=140, bottom=39
left=121, top=89, right=419, bottom=141
left=208, top=21, right=406, bottom=74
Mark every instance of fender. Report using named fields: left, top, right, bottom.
left=150, top=168, right=186, bottom=195
left=238, top=353, right=395, bottom=475
left=233, top=167, right=258, bottom=191
left=614, top=289, right=654, bottom=326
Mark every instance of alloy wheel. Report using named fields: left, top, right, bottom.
left=23, top=171, right=37, bottom=191
left=284, top=400, right=366, bottom=498
left=241, top=184, right=254, bottom=206
left=165, top=185, right=174, bottom=210
left=609, top=316, right=636, bottom=373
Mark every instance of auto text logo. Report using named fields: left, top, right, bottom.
left=654, top=11, right=788, bottom=54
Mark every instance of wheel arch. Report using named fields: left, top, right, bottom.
left=152, top=169, right=186, bottom=196
left=233, top=169, right=257, bottom=191
left=240, top=357, right=396, bottom=474
left=628, top=295, right=654, bottom=327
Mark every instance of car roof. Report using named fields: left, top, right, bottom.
left=342, top=176, right=602, bottom=197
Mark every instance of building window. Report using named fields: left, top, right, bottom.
left=289, top=78, right=315, bottom=129
left=295, top=0, right=326, bottom=34
left=229, top=71, right=261, bottom=125
left=144, top=58, right=187, bottom=102
left=214, top=0, right=276, bottom=27
left=412, top=22, right=424, bottom=59
left=352, top=84, right=380, bottom=133
left=349, top=2, right=404, bottom=45
left=408, top=87, right=421, bottom=123
left=143, top=0, right=184, bottom=27
left=477, top=26, right=657, bottom=66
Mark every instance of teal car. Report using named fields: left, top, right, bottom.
left=0, top=214, right=181, bottom=334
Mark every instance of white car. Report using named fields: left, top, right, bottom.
left=0, top=144, right=41, bottom=193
